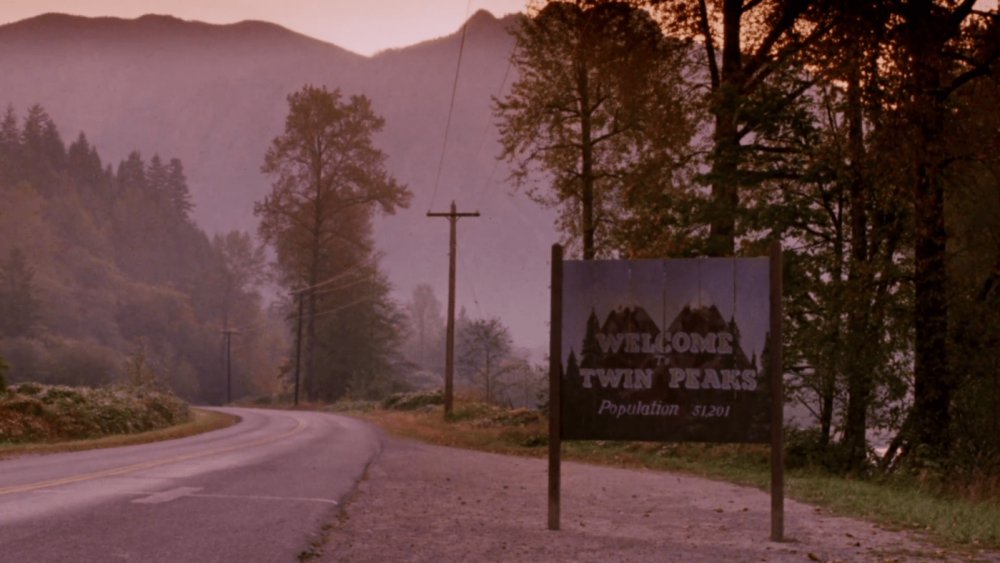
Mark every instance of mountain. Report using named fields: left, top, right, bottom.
left=665, top=304, right=752, bottom=369
left=0, top=11, right=558, bottom=347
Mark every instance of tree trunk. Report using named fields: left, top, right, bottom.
left=577, top=44, right=595, bottom=260
left=305, top=152, right=324, bottom=402
left=819, top=367, right=835, bottom=446
left=907, top=9, right=952, bottom=458
left=707, top=0, right=743, bottom=257
left=843, top=49, right=873, bottom=468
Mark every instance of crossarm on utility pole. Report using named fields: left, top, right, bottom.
left=426, top=200, right=480, bottom=417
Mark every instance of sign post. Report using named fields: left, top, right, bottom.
left=548, top=244, right=563, bottom=531
left=769, top=240, right=784, bottom=541
left=547, top=245, right=784, bottom=538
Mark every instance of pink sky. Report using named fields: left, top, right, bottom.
left=0, top=0, right=530, bottom=56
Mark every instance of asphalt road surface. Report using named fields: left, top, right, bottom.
left=0, top=408, right=381, bottom=562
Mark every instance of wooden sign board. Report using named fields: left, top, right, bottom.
left=559, top=257, right=772, bottom=443
left=547, top=244, right=784, bottom=540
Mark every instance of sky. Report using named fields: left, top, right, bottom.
left=0, top=0, right=531, bottom=56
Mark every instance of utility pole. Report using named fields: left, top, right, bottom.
left=427, top=200, right=479, bottom=416
left=293, top=291, right=304, bottom=407
left=220, top=328, right=241, bottom=404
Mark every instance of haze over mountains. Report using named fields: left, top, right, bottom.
left=0, top=10, right=558, bottom=348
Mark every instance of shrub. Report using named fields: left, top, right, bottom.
left=381, top=390, right=443, bottom=411
left=784, top=426, right=860, bottom=473
left=0, top=352, right=8, bottom=394
left=16, top=382, right=42, bottom=395
left=0, top=383, right=189, bottom=444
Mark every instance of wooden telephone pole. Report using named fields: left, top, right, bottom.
left=220, top=328, right=241, bottom=404
left=427, top=201, right=479, bottom=416
left=293, top=292, right=304, bottom=407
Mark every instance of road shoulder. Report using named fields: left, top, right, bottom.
left=322, top=435, right=985, bottom=562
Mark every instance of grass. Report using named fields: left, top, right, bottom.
left=0, top=407, right=237, bottom=459
left=342, top=397, right=1000, bottom=553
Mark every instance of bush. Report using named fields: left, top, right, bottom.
left=0, top=383, right=189, bottom=444
left=784, top=426, right=860, bottom=473
left=381, top=390, right=443, bottom=411
left=16, top=382, right=42, bottom=396
left=0, top=352, right=8, bottom=394
left=328, top=398, right=379, bottom=413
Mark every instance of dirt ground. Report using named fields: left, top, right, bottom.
left=321, top=436, right=998, bottom=562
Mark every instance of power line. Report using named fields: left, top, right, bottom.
left=429, top=0, right=475, bottom=211
left=290, top=256, right=378, bottom=295
left=458, top=250, right=483, bottom=319
left=307, top=294, right=375, bottom=320
left=473, top=43, right=518, bottom=210
left=309, top=273, right=375, bottom=298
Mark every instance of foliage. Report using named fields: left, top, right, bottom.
left=381, top=389, right=443, bottom=411
left=211, top=230, right=267, bottom=329
left=0, top=352, right=8, bottom=394
left=456, top=316, right=517, bottom=404
left=256, top=85, right=411, bottom=402
left=123, top=339, right=164, bottom=390
left=0, top=383, right=190, bottom=444
left=495, top=0, right=1000, bottom=474
left=0, top=104, right=284, bottom=403
left=651, top=0, right=839, bottom=256
left=0, top=247, right=41, bottom=338
left=784, top=426, right=858, bottom=474
left=495, top=0, right=697, bottom=259
left=403, top=283, right=444, bottom=371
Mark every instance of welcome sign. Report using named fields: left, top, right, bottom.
left=546, top=244, right=784, bottom=538
left=559, top=257, right=773, bottom=443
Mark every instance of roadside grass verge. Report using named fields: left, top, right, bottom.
left=335, top=396, right=1000, bottom=552
left=0, top=407, right=236, bottom=459
left=1, top=382, right=238, bottom=458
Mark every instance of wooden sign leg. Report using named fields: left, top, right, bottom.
left=548, top=244, right=563, bottom=531
left=770, top=240, right=785, bottom=542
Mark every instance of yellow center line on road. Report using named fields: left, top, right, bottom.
left=0, top=413, right=308, bottom=497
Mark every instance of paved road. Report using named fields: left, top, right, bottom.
left=0, top=408, right=381, bottom=562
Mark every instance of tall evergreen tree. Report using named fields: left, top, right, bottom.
left=0, top=105, right=20, bottom=184
left=20, top=105, right=66, bottom=182
left=166, top=157, right=193, bottom=219
left=255, top=85, right=410, bottom=400
left=0, top=248, right=41, bottom=338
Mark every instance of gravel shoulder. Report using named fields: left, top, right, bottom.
left=322, top=435, right=997, bottom=562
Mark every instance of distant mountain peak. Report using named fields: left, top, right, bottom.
left=135, top=13, right=184, bottom=23
left=466, top=9, right=499, bottom=26
left=0, top=12, right=363, bottom=61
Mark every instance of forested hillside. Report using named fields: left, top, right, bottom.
left=0, top=12, right=558, bottom=347
left=0, top=105, right=284, bottom=403
left=1, top=2, right=997, bottom=476
left=488, top=0, right=1000, bottom=474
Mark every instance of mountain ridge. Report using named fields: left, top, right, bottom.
left=0, top=10, right=557, bottom=348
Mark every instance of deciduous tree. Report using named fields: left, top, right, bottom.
left=496, top=0, right=696, bottom=259
left=458, top=316, right=516, bottom=404
left=652, top=0, right=839, bottom=256
left=255, top=85, right=410, bottom=400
